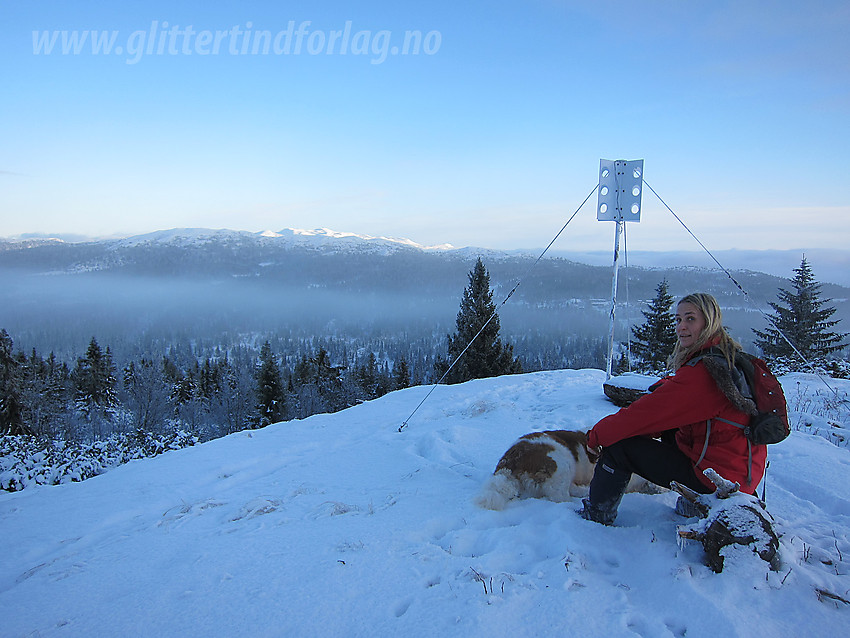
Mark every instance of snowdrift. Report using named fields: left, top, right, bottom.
left=2, top=369, right=848, bottom=637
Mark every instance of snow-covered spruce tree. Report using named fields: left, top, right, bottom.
left=753, top=256, right=847, bottom=369
left=18, top=349, right=70, bottom=439
left=72, top=338, right=119, bottom=439
left=355, top=352, right=383, bottom=400
left=312, top=348, right=346, bottom=412
left=211, top=351, right=256, bottom=435
left=255, top=341, right=285, bottom=427
left=0, top=329, right=29, bottom=436
left=167, top=364, right=208, bottom=435
left=438, top=257, right=522, bottom=384
left=393, top=356, right=411, bottom=390
left=630, top=279, right=678, bottom=374
left=291, top=348, right=346, bottom=419
left=614, top=351, right=630, bottom=375
left=123, top=358, right=172, bottom=435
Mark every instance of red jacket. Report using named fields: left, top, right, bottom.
left=587, top=355, right=767, bottom=493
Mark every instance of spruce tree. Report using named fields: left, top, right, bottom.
left=0, top=329, right=28, bottom=436
left=630, top=279, right=678, bottom=373
left=393, top=356, right=411, bottom=390
left=753, top=256, right=847, bottom=368
left=255, top=341, right=285, bottom=427
left=291, top=348, right=346, bottom=418
left=72, top=337, right=118, bottom=437
left=17, top=348, right=69, bottom=439
left=313, top=348, right=345, bottom=411
left=123, top=358, right=171, bottom=434
left=213, top=350, right=256, bottom=435
left=439, top=257, right=522, bottom=384
left=356, top=352, right=381, bottom=399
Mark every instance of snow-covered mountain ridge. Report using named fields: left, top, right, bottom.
left=3, top=226, right=457, bottom=254
left=0, top=225, right=831, bottom=296
left=4, top=226, right=848, bottom=286
left=2, top=225, right=848, bottom=365
left=2, top=369, right=848, bottom=636
left=115, top=226, right=459, bottom=253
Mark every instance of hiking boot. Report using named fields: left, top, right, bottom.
left=578, top=497, right=617, bottom=526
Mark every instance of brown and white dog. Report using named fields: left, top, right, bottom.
left=475, top=430, right=656, bottom=510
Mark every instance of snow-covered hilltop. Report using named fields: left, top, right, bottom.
left=3, top=226, right=849, bottom=285
left=256, top=227, right=455, bottom=252
left=113, top=226, right=458, bottom=253
left=5, top=226, right=457, bottom=255
left=2, top=370, right=848, bottom=637
left=0, top=225, right=469, bottom=279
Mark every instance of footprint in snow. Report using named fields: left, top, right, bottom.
left=665, top=618, right=688, bottom=637
left=229, top=497, right=284, bottom=522
left=158, top=499, right=226, bottom=528
left=392, top=597, right=413, bottom=617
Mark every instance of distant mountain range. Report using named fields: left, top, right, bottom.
left=554, top=249, right=850, bottom=287
left=0, top=226, right=846, bottom=362
left=2, top=227, right=455, bottom=255
left=2, top=226, right=848, bottom=313
left=0, top=226, right=784, bottom=295
left=3, top=227, right=847, bottom=286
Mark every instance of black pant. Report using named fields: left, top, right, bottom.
left=583, top=434, right=711, bottom=524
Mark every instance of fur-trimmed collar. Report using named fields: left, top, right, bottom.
left=699, top=355, right=758, bottom=416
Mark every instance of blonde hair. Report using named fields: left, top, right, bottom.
left=668, top=292, right=741, bottom=370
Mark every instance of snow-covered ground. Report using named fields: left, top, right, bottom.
left=2, top=370, right=848, bottom=637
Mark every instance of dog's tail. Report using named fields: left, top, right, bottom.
left=474, top=470, right=519, bottom=510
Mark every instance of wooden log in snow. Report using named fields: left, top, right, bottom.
left=675, top=469, right=780, bottom=573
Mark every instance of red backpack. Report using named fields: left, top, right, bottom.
left=691, top=348, right=790, bottom=445
left=733, top=353, right=790, bottom=445
left=687, top=349, right=790, bottom=489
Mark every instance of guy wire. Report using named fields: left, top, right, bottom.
left=643, top=179, right=844, bottom=406
left=398, top=183, right=599, bottom=432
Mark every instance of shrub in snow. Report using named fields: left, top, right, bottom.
left=0, top=430, right=198, bottom=492
left=788, top=379, right=849, bottom=448
left=824, top=359, right=850, bottom=379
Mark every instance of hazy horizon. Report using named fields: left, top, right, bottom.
left=2, top=1, right=848, bottom=254
left=4, top=224, right=848, bottom=287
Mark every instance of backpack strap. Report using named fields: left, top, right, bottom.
left=688, top=348, right=758, bottom=487
left=697, top=417, right=753, bottom=486
left=695, top=419, right=712, bottom=468
left=685, top=346, right=726, bottom=368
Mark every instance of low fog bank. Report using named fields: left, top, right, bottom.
left=2, top=262, right=843, bottom=370
left=559, top=249, right=850, bottom=287
left=0, top=271, right=457, bottom=363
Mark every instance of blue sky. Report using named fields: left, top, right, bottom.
left=1, top=0, right=848, bottom=253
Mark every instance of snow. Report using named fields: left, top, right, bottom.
left=114, top=227, right=251, bottom=247
left=605, top=372, right=658, bottom=391
left=109, top=227, right=456, bottom=254
left=2, top=370, right=849, bottom=637
left=263, top=227, right=455, bottom=252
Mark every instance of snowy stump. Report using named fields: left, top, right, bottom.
left=602, top=373, right=657, bottom=407
left=673, top=469, right=780, bottom=574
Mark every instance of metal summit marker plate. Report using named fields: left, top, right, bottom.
left=597, top=159, right=644, bottom=222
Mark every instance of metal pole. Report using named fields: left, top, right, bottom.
left=598, top=158, right=642, bottom=381
left=605, top=219, right=623, bottom=379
